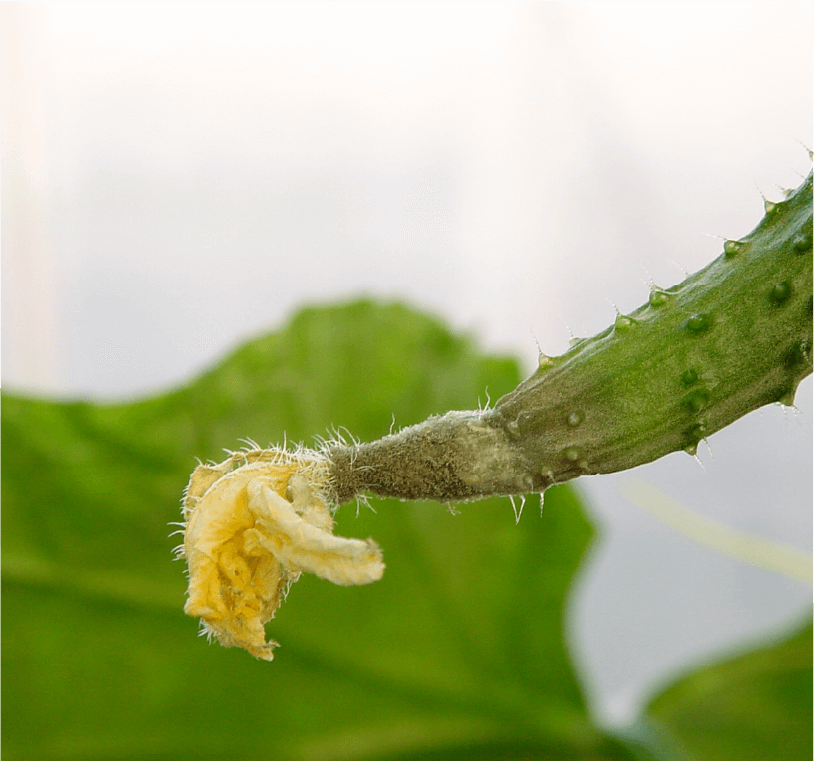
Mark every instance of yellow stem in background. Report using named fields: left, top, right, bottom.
left=622, top=478, right=812, bottom=585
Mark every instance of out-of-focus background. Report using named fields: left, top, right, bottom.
left=3, top=0, right=811, bottom=725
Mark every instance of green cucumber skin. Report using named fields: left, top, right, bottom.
left=495, top=172, right=812, bottom=486
left=329, top=173, right=812, bottom=505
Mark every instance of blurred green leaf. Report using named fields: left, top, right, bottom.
left=2, top=300, right=632, bottom=761
left=2, top=299, right=809, bottom=761
left=643, top=617, right=812, bottom=761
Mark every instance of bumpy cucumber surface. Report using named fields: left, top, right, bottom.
left=329, top=173, right=812, bottom=505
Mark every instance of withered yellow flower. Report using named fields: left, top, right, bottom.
left=178, top=447, right=384, bottom=660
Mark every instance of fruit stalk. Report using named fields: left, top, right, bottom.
left=328, top=173, right=813, bottom=505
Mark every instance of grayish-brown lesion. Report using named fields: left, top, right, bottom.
left=328, top=409, right=536, bottom=504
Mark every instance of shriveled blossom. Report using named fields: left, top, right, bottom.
left=177, top=447, right=383, bottom=661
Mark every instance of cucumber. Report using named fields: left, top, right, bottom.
left=328, top=173, right=813, bottom=504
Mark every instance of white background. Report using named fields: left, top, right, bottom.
left=3, top=1, right=812, bottom=725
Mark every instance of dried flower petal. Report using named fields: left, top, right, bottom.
left=178, top=447, right=384, bottom=660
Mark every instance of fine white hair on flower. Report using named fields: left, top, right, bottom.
left=177, top=446, right=384, bottom=661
